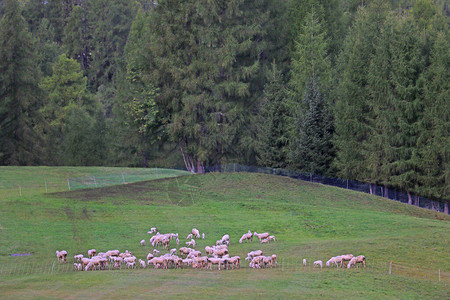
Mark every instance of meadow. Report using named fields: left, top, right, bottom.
left=0, top=167, right=449, bottom=299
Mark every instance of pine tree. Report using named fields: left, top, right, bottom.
left=333, top=2, right=388, bottom=183
left=63, top=5, right=91, bottom=71
left=417, top=30, right=449, bottom=201
left=0, top=0, right=44, bottom=165
left=290, top=75, right=333, bottom=174
left=257, top=61, right=289, bottom=168
left=144, top=0, right=271, bottom=172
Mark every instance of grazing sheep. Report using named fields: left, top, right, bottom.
left=239, top=232, right=253, bottom=244
left=192, top=228, right=201, bottom=239
left=81, top=258, right=91, bottom=270
left=249, top=256, right=265, bottom=269
left=228, top=256, right=241, bottom=269
left=186, top=239, right=196, bottom=248
left=347, top=255, right=366, bottom=268
left=246, top=250, right=263, bottom=261
left=105, top=250, right=119, bottom=258
left=138, top=259, right=146, bottom=268
left=186, top=233, right=193, bottom=240
left=170, top=248, right=177, bottom=255
left=314, top=260, right=323, bottom=268
left=205, top=246, right=214, bottom=256
left=148, top=227, right=157, bottom=234
left=213, top=248, right=228, bottom=258
left=303, top=259, right=307, bottom=267
left=267, top=235, right=276, bottom=242
left=113, top=257, right=123, bottom=269
left=253, top=232, right=270, bottom=241
left=326, top=256, right=343, bottom=268
left=153, top=249, right=160, bottom=255
left=74, top=254, right=84, bottom=262
left=140, top=239, right=146, bottom=246
left=260, top=238, right=270, bottom=244
left=88, top=249, right=96, bottom=258
left=271, top=254, right=277, bottom=267
left=187, top=250, right=202, bottom=259
left=339, top=254, right=354, bottom=267
left=207, top=257, right=224, bottom=270
left=56, top=250, right=68, bottom=263
left=148, top=257, right=167, bottom=269
left=126, top=261, right=136, bottom=269
left=73, top=263, right=82, bottom=271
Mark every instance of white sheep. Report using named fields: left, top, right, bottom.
left=192, top=228, right=201, bottom=239
left=74, top=254, right=84, bottom=262
left=186, top=239, right=196, bottom=248
left=170, top=248, right=177, bottom=255
left=303, top=259, right=307, bottom=266
left=186, top=233, right=193, bottom=240
left=245, top=250, right=263, bottom=261
left=138, top=259, right=146, bottom=268
left=253, top=232, right=270, bottom=241
left=88, top=249, right=96, bottom=258
left=347, top=255, right=366, bottom=268
left=314, top=260, right=323, bottom=268
left=126, top=261, right=136, bottom=269
left=153, top=249, right=160, bottom=255
left=148, top=227, right=157, bottom=234
left=140, top=239, right=146, bottom=246
left=56, top=250, right=68, bottom=263
left=73, top=263, right=82, bottom=271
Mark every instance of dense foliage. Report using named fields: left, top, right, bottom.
left=0, top=0, right=448, bottom=201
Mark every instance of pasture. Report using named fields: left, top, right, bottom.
left=0, top=167, right=449, bottom=299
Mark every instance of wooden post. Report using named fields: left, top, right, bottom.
left=67, top=179, right=71, bottom=191
left=389, top=261, right=392, bottom=275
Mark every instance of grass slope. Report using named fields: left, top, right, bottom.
left=0, top=169, right=449, bottom=299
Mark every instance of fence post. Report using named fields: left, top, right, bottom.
left=233, top=163, right=236, bottom=173
left=439, top=269, right=440, bottom=282
left=389, top=261, right=392, bottom=275
left=51, top=261, right=55, bottom=274
left=67, top=179, right=71, bottom=191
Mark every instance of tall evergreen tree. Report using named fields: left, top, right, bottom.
left=144, top=0, right=271, bottom=172
left=257, top=61, right=289, bottom=168
left=417, top=30, right=449, bottom=201
left=290, top=75, right=334, bottom=174
left=333, top=2, right=388, bottom=183
left=0, top=0, right=44, bottom=165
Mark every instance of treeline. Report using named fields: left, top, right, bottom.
left=0, top=0, right=448, bottom=202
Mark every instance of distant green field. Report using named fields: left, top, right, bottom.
left=0, top=168, right=449, bottom=299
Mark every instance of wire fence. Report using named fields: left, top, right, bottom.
left=194, top=164, right=449, bottom=215
left=1, top=258, right=448, bottom=284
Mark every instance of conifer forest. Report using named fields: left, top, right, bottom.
left=0, top=0, right=448, bottom=202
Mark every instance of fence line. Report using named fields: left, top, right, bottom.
left=196, top=164, right=448, bottom=215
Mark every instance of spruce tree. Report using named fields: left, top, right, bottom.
left=0, top=0, right=44, bottom=165
left=333, top=2, right=388, bottom=183
left=290, top=75, right=333, bottom=174
left=144, top=0, right=271, bottom=172
left=257, top=61, right=289, bottom=168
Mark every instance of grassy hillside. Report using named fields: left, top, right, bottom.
left=0, top=168, right=449, bottom=299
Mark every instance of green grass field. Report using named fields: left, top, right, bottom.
left=0, top=167, right=449, bottom=299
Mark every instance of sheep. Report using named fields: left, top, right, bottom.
left=228, top=256, right=241, bottom=270
left=148, top=227, right=158, bottom=234
left=138, top=259, right=146, bottom=268
left=202, top=233, right=205, bottom=239
left=192, top=228, right=201, bottom=239
left=73, top=263, right=82, bottom=271
left=245, top=250, right=263, bottom=261
left=216, top=234, right=230, bottom=246
left=113, top=257, right=123, bottom=269
left=126, top=261, right=136, bottom=269
left=162, top=237, right=171, bottom=249
left=339, top=254, right=354, bottom=267
left=263, top=256, right=274, bottom=268
left=186, top=233, right=193, bottom=240
left=326, top=256, right=343, bottom=268
left=239, top=232, right=253, bottom=244
left=153, top=249, right=160, bottom=255
left=260, top=238, right=270, bottom=244
left=314, top=260, right=323, bottom=268
left=193, top=256, right=208, bottom=269
left=271, top=254, right=277, bottom=267
left=205, top=246, right=214, bottom=256
left=303, top=259, right=307, bottom=267
left=148, top=257, right=167, bottom=269
left=88, top=249, right=96, bottom=258
left=249, top=256, right=265, bottom=269
left=187, top=250, right=202, bottom=259
left=347, top=255, right=366, bottom=268
left=105, top=250, right=119, bottom=258
left=147, top=253, right=154, bottom=261
left=140, top=239, right=146, bottom=246
left=207, top=257, right=224, bottom=270
left=212, top=248, right=228, bottom=258
left=170, top=248, right=177, bottom=255
left=186, top=239, right=196, bottom=248
left=74, top=254, right=84, bottom=262
left=267, top=235, right=276, bottom=242
left=124, top=256, right=136, bottom=265
left=56, top=250, right=68, bottom=263
left=179, top=247, right=193, bottom=257
left=253, top=232, right=270, bottom=241
left=81, top=257, right=91, bottom=270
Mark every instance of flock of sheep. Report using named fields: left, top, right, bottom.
left=55, top=227, right=366, bottom=272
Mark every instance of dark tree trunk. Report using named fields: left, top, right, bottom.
left=414, top=194, right=419, bottom=206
